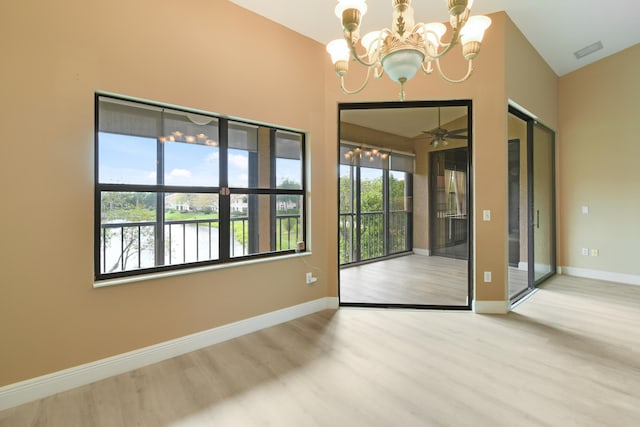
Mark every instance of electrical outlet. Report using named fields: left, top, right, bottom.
left=306, top=272, right=317, bottom=285
left=483, top=271, right=492, bottom=283
left=590, top=249, right=599, bottom=257
left=483, top=210, right=491, bottom=221
left=581, top=247, right=589, bottom=256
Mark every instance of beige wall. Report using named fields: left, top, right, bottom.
left=0, top=3, right=571, bottom=388
left=0, top=0, right=330, bottom=387
left=558, top=43, right=640, bottom=276
left=340, top=122, right=412, bottom=150
left=505, top=16, right=559, bottom=130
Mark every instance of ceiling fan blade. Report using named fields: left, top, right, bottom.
left=447, top=128, right=468, bottom=135
left=447, top=134, right=468, bottom=140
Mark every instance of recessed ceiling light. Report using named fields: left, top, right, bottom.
left=574, top=41, right=603, bottom=59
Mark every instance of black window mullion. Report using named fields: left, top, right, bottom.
left=155, top=126, right=165, bottom=267
left=355, top=162, right=362, bottom=263
left=248, top=149, right=259, bottom=254
left=300, top=133, right=307, bottom=253
left=406, top=172, right=414, bottom=251
left=94, top=94, right=101, bottom=277
left=219, top=119, right=230, bottom=261
left=269, top=129, right=277, bottom=252
left=383, top=169, right=389, bottom=256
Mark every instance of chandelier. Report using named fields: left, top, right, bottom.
left=326, top=0, right=491, bottom=101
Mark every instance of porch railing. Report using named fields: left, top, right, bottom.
left=339, top=210, right=410, bottom=265
left=101, top=214, right=301, bottom=274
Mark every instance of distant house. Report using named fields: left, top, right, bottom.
left=231, top=196, right=248, bottom=214
left=165, top=194, right=191, bottom=212
left=277, top=199, right=298, bottom=211
left=165, top=193, right=218, bottom=213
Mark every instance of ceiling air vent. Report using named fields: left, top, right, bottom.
left=574, top=41, right=603, bottom=59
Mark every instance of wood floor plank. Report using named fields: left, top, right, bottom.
left=1, top=275, right=639, bottom=426
left=340, top=254, right=531, bottom=305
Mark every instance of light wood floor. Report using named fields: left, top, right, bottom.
left=340, top=254, right=532, bottom=306
left=508, top=266, right=529, bottom=297
left=2, top=275, right=640, bottom=426
left=340, top=254, right=468, bottom=306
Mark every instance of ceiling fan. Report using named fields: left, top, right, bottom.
left=422, top=108, right=468, bottom=147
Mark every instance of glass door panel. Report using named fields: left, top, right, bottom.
left=532, top=123, right=556, bottom=283
left=507, top=112, right=529, bottom=300
left=508, top=108, right=556, bottom=302
left=430, top=148, right=468, bottom=260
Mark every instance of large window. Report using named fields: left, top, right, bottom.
left=339, top=142, right=413, bottom=265
left=95, top=95, right=306, bottom=280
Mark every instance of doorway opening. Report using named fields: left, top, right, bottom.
left=338, top=100, right=472, bottom=309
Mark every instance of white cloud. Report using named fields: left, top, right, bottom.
left=206, top=152, right=220, bottom=161
left=170, top=168, right=192, bottom=178
left=148, top=171, right=157, bottom=180
left=229, top=153, right=248, bottom=170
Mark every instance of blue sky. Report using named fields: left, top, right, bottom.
left=99, top=133, right=301, bottom=188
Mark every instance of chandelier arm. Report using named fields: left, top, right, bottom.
left=435, top=58, right=474, bottom=84
left=424, top=14, right=467, bottom=61
left=339, top=66, right=374, bottom=95
left=421, top=61, right=434, bottom=75
left=346, top=34, right=379, bottom=68
left=373, top=64, right=385, bottom=79
left=426, top=31, right=461, bottom=60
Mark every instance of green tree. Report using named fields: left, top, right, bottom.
left=360, top=176, right=382, bottom=212
left=339, top=174, right=353, bottom=214
left=101, top=192, right=155, bottom=273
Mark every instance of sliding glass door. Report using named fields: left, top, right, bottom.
left=508, top=107, right=556, bottom=301
left=430, top=148, right=468, bottom=260
left=531, top=123, right=556, bottom=283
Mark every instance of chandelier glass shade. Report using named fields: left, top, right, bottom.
left=326, top=0, right=491, bottom=100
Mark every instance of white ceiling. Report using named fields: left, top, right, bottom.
left=229, top=0, right=640, bottom=76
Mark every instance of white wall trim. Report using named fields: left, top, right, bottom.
left=0, top=297, right=338, bottom=411
left=559, top=266, right=640, bottom=286
left=473, top=300, right=509, bottom=314
left=413, top=248, right=431, bottom=256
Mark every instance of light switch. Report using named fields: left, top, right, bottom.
left=483, top=271, right=492, bottom=282
left=483, top=210, right=491, bottom=221
left=581, top=206, right=589, bottom=214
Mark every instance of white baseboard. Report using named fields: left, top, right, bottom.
left=473, top=300, right=509, bottom=314
left=559, top=266, right=640, bottom=286
left=0, top=297, right=338, bottom=411
left=413, top=248, right=430, bottom=256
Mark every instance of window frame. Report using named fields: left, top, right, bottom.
left=94, top=93, right=307, bottom=281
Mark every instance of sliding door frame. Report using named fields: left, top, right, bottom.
left=508, top=106, right=557, bottom=300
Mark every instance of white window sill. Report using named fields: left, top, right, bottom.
left=93, top=252, right=313, bottom=289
